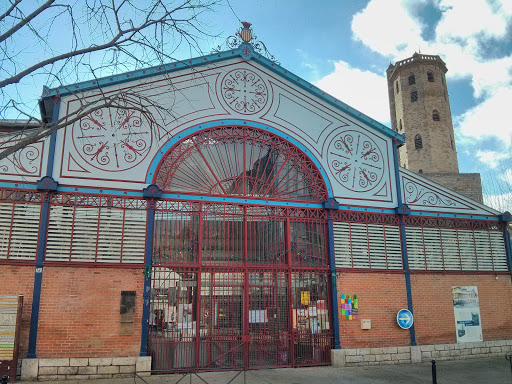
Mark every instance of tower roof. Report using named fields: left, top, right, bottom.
left=387, top=53, right=447, bottom=81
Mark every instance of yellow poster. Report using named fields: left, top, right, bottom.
left=301, top=291, right=310, bottom=306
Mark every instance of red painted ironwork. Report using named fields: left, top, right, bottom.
left=0, top=188, right=43, bottom=203
left=149, top=202, right=331, bottom=371
left=50, top=192, right=147, bottom=210
left=403, top=215, right=501, bottom=231
left=154, top=126, right=328, bottom=203
left=332, top=210, right=398, bottom=225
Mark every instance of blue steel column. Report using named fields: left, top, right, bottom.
left=392, top=138, right=416, bottom=346
left=324, top=198, right=341, bottom=349
left=500, top=212, right=512, bottom=273
left=27, top=93, right=61, bottom=358
left=27, top=177, right=58, bottom=358
left=140, top=185, right=162, bottom=356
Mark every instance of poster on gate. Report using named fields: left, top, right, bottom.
left=452, top=286, right=482, bottom=343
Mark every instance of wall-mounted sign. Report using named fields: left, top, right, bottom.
left=340, top=294, right=358, bottom=320
left=397, top=309, right=414, bottom=329
left=452, top=286, right=482, bottom=343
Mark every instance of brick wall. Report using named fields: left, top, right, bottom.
left=0, top=265, right=35, bottom=358
left=411, top=273, right=512, bottom=345
left=36, top=266, right=144, bottom=358
left=336, top=272, right=410, bottom=348
left=422, top=172, right=483, bottom=203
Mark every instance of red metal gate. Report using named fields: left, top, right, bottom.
left=148, top=202, right=331, bottom=371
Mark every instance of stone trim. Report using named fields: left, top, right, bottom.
left=331, top=340, right=512, bottom=367
left=20, top=356, right=151, bottom=381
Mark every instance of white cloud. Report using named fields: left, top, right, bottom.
left=351, top=0, right=424, bottom=58
left=455, top=87, right=512, bottom=146
left=350, top=0, right=512, bottom=167
left=475, top=150, right=510, bottom=168
left=315, top=60, right=390, bottom=125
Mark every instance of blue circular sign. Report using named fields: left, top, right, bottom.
left=397, top=309, right=414, bottom=329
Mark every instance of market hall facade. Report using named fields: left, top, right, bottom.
left=1, top=26, right=511, bottom=380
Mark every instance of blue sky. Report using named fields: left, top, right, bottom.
left=3, top=0, right=512, bottom=209
left=205, top=0, right=512, bottom=209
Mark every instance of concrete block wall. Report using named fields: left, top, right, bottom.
left=20, top=356, right=151, bottom=381
left=331, top=340, right=512, bottom=367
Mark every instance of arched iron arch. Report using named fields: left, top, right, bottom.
left=153, top=125, right=329, bottom=203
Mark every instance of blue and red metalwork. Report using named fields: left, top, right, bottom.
left=154, top=126, right=328, bottom=204
left=392, top=139, right=416, bottom=346
left=28, top=177, right=58, bottom=358
left=148, top=200, right=332, bottom=371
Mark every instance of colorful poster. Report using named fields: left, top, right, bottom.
left=340, top=294, right=358, bottom=320
left=301, top=291, right=310, bottom=306
left=452, top=286, right=482, bottom=343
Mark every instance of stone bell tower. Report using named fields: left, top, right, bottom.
left=387, top=53, right=483, bottom=203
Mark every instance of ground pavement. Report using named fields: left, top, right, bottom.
left=16, top=357, right=512, bottom=383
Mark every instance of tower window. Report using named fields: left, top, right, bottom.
left=415, top=134, right=422, bottom=149
left=427, top=72, right=434, bottom=82
left=408, top=74, right=415, bottom=85
left=399, top=120, right=403, bottom=132
left=411, top=91, right=418, bottom=102
left=432, top=110, right=440, bottom=121
left=451, top=137, right=454, bottom=150
left=441, top=76, right=444, bottom=85
left=396, top=81, right=399, bottom=94
left=419, top=169, right=423, bottom=174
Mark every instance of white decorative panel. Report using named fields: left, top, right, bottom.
left=400, top=168, right=499, bottom=215
left=333, top=222, right=402, bottom=270
left=0, top=202, right=40, bottom=261
left=46, top=205, right=146, bottom=263
left=405, top=226, right=508, bottom=272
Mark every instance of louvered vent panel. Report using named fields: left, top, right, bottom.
left=96, top=208, right=123, bottom=263
left=384, top=226, right=403, bottom=269
left=367, top=224, right=386, bottom=269
left=458, top=230, right=477, bottom=271
left=46, top=205, right=74, bottom=262
left=0, top=202, right=13, bottom=259
left=350, top=223, right=369, bottom=268
left=423, top=228, right=443, bottom=270
left=405, top=227, right=426, bottom=270
left=333, top=222, right=351, bottom=268
left=474, top=230, right=493, bottom=271
left=121, top=209, right=146, bottom=263
left=440, top=229, right=460, bottom=270
left=7, top=203, right=40, bottom=260
left=489, top=232, right=508, bottom=271
left=71, top=207, right=99, bottom=262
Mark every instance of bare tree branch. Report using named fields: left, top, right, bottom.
left=0, top=0, right=228, bottom=162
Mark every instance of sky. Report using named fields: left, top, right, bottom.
left=205, top=0, right=512, bottom=210
left=3, top=0, right=512, bottom=210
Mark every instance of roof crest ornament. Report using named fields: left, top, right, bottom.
left=213, top=22, right=279, bottom=64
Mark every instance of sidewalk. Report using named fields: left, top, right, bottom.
left=17, top=357, right=512, bottom=383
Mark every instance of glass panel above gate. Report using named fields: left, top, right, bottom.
left=155, top=126, right=328, bottom=202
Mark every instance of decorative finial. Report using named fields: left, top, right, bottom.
left=212, top=22, right=279, bottom=64
left=239, top=21, right=253, bottom=43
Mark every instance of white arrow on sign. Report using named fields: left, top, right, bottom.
left=399, top=313, right=411, bottom=323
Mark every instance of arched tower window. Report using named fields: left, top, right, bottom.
left=155, top=126, right=328, bottom=202
left=408, top=73, right=415, bottom=85
left=399, top=120, right=403, bottom=132
left=411, top=89, right=418, bottom=102
left=419, top=169, right=423, bottom=174
left=396, top=81, right=399, bottom=94
left=432, top=110, right=440, bottom=121
left=427, top=72, right=434, bottom=82
left=414, top=134, right=423, bottom=149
